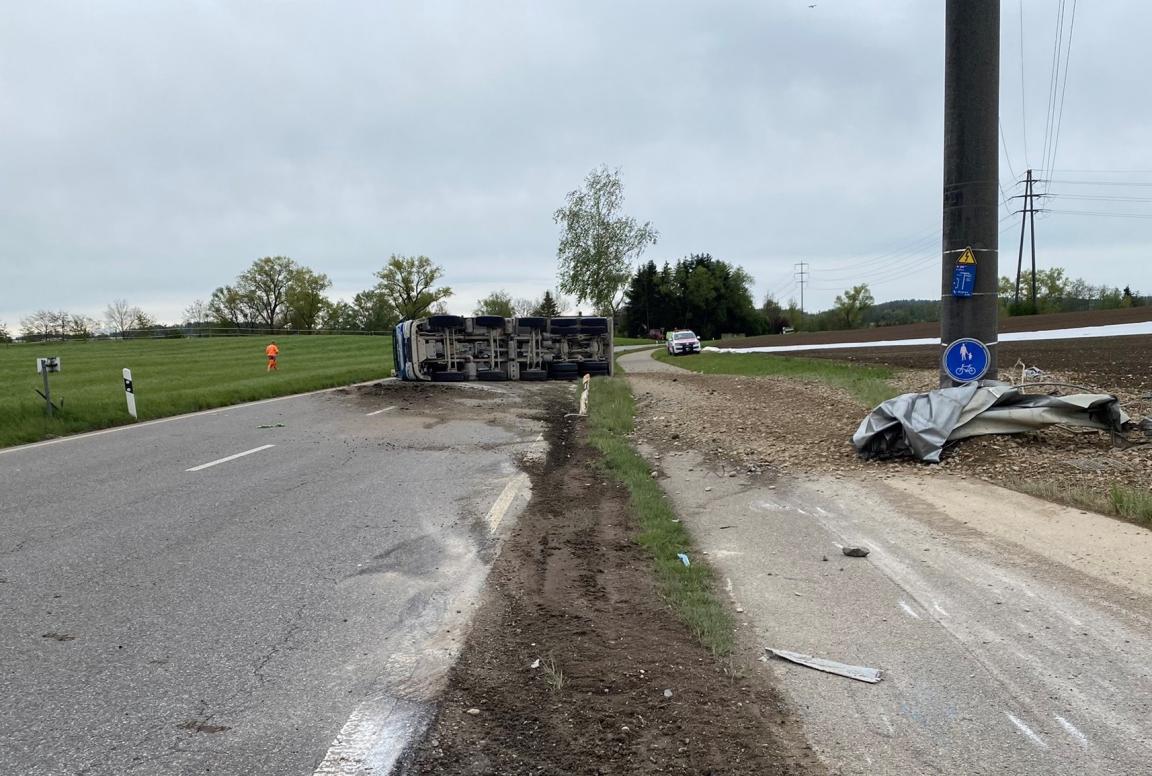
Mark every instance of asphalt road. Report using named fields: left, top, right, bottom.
left=0, top=380, right=556, bottom=775
left=655, top=451, right=1152, bottom=775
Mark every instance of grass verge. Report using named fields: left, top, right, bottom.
left=0, top=336, right=392, bottom=447
left=653, top=348, right=898, bottom=408
left=1014, top=480, right=1152, bottom=527
left=587, top=375, right=734, bottom=655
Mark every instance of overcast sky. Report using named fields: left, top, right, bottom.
left=3, top=1, right=1150, bottom=330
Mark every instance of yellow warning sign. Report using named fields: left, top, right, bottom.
left=956, top=247, right=977, bottom=265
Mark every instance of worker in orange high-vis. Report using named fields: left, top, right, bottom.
left=265, top=341, right=280, bottom=371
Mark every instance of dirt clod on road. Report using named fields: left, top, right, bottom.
left=401, top=414, right=823, bottom=775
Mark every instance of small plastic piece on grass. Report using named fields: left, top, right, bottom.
left=842, top=546, right=870, bottom=557
left=677, top=553, right=691, bottom=567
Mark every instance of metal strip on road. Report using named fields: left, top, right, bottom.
left=186, top=444, right=275, bottom=472
left=366, top=406, right=397, bottom=416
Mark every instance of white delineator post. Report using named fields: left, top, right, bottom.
left=578, top=373, right=591, bottom=416
left=123, top=368, right=137, bottom=419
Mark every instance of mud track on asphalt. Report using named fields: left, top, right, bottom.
left=400, top=408, right=824, bottom=775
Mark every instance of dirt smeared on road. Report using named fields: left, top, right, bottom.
left=401, top=411, right=823, bottom=775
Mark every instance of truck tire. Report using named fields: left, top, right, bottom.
left=473, top=316, right=506, bottom=330
left=477, top=369, right=507, bottom=381
left=548, top=317, right=580, bottom=333
left=427, top=315, right=465, bottom=330
left=516, top=317, right=547, bottom=330
left=520, top=369, right=547, bottom=381
left=548, top=362, right=580, bottom=380
left=579, top=317, right=610, bottom=335
left=430, top=370, right=466, bottom=382
left=580, top=360, right=610, bottom=376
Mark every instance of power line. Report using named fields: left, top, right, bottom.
left=1039, top=0, right=1067, bottom=191
left=1046, top=0, right=1078, bottom=179
left=1019, top=0, right=1030, bottom=167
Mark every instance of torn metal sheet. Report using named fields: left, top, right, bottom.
left=767, top=648, right=883, bottom=684
left=852, top=383, right=1129, bottom=462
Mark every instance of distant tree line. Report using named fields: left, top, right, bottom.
left=998, top=268, right=1146, bottom=315
left=618, top=255, right=764, bottom=340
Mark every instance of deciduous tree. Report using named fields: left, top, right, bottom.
left=373, top=255, right=452, bottom=320
left=285, top=267, right=332, bottom=330
left=834, top=283, right=875, bottom=329
left=474, top=290, right=516, bottom=317
left=554, top=166, right=658, bottom=316
left=238, top=256, right=298, bottom=329
left=105, top=299, right=138, bottom=337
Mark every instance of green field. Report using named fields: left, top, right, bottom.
left=0, top=336, right=393, bottom=448
left=652, top=348, right=898, bottom=408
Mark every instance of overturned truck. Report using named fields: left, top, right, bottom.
left=392, top=315, right=614, bottom=382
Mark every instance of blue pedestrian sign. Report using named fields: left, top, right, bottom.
left=942, top=338, right=990, bottom=383
left=951, top=264, right=975, bottom=297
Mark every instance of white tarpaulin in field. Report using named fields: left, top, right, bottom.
left=704, top=320, right=1152, bottom=355
left=852, top=384, right=1129, bottom=463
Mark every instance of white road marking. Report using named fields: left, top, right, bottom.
left=1006, top=713, right=1049, bottom=749
left=1056, top=716, right=1090, bottom=748
left=312, top=694, right=431, bottom=776
left=366, top=405, right=397, bottom=416
left=186, top=445, right=275, bottom=472
left=899, top=600, right=921, bottom=619
left=933, top=601, right=950, bottom=617
left=485, top=473, right=531, bottom=531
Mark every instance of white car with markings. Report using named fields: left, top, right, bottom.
left=666, top=330, right=701, bottom=355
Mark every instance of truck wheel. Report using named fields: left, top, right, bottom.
left=520, top=369, right=547, bottom=381
left=579, top=317, right=609, bottom=335
left=548, top=362, right=580, bottom=380
left=516, top=316, right=547, bottom=330
left=580, top=361, right=610, bottom=376
left=473, top=316, right=507, bottom=330
left=427, top=315, right=465, bottom=330
left=548, top=317, right=580, bottom=333
left=431, top=370, right=466, bottom=382
left=477, top=369, right=507, bottom=381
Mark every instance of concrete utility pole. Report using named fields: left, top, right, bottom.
left=940, top=0, right=1000, bottom=386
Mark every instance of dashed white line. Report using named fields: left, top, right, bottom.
left=899, top=600, right=921, bottom=619
left=1006, top=713, right=1049, bottom=749
left=186, top=444, right=275, bottom=472
left=366, top=406, right=397, bottom=416
left=485, top=473, right=531, bottom=531
left=1056, top=716, right=1090, bottom=749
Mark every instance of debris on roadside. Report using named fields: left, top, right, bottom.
left=853, top=383, right=1128, bottom=463
left=842, top=546, right=870, bottom=558
left=676, top=553, right=691, bottom=567
left=256, top=423, right=285, bottom=429
left=767, top=648, right=883, bottom=684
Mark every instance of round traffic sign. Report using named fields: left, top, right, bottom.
left=942, top=338, right=990, bottom=383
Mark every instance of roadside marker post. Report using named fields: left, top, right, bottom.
left=123, top=368, right=138, bottom=419
left=36, top=356, right=61, bottom=417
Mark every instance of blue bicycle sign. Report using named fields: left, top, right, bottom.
left=942, top=338, right=990, bottom=383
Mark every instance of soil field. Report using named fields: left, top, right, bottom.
left=732, top=306, right=1152, bottom=350
left=401, top=414, right=823, bottom=776
left=807, top=335, right=1152, bottom=398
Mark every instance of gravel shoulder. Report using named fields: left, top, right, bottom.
left=625, top=349, right=1152, bottom=773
